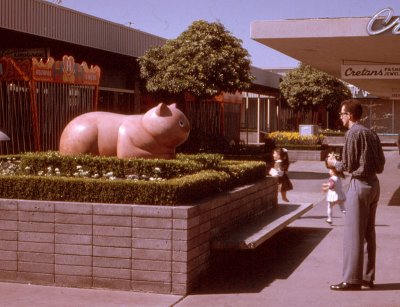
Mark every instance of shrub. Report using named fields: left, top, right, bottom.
left=265, top=131, right=326, bottom=149
left=320, top=129, right=345, bottom=136
left=14, top=151, right=219, bottom=180
left=0, top=152, right=266, bottom=205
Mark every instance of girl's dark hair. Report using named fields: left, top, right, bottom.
left=274, top=147, right=289, bottom=164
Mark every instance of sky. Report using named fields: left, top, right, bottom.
left=52, top=0, right=400, bottom=69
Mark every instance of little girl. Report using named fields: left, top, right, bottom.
left=269, top=147, right=293, bottom=202
left=322, top=158, right=346, bottom=224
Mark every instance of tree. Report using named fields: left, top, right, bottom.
left=138, top=20, right=253, bottom=98
left=280, top=64, right=352, bottom=110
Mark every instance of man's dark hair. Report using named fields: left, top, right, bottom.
left=341, top=99, right=363, bottom=120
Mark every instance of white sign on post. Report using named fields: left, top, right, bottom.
left=390, top=93, right=400, bottom=99
left=390, top=89, right=400, bottom=99
left=341, top=64, right=400, bottom=79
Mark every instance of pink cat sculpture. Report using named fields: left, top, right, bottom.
left=59, top=103, right=190, bottom=159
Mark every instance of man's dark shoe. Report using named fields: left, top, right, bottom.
left=330, top=282, right=361, bottom=291
left=362, top=280, right=374, bottom=289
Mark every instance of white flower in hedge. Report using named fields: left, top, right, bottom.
left=45, top=166, right=53, bottom=176
left=73, top=172, right=79, bottom=177
left=76, top=165, right=82, bottom=170
left=38, top=171, right=44, bottom=176
left=92, top=174, right=99, bottom=179
left=149, top=177, right=156, bottom=181
left=153, top=167, right=162, bottom=179
left=105, top=171, right=114, bottom=177
left=24, top=166, right=31, bottom=171
left=81, top=171, right=90, bottom=177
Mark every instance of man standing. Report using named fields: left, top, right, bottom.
left=328, top=99, right=385, bottom=291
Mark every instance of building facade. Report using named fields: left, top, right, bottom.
left=0, top=0, right=282, bottom=153
left=251, top=9, right=400, bottom=135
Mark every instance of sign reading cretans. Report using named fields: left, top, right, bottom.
left=341, top=64, right=400, bottom=79
left=367, top=7, right=400, bottom=35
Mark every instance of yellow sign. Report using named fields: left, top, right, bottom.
left=32, top=55, right=101, bottom=85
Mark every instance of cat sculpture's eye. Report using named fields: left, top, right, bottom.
left=179, top=120, right=184, bottom=127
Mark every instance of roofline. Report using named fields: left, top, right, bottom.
left=0, top=0, right=280, bottom=91
left=251, top=17, right=371, bottom=40
left=0, top=0, right=166, bottom=58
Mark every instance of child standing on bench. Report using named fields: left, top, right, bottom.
left=269, top=147, right=293, bottom=202
left=322, top=156, right=346, bottom=224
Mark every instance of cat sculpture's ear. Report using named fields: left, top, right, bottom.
left=155, top=103, right=172, bottom=116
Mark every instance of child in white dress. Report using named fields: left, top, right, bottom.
left=322, top=162, right=346, bottom=224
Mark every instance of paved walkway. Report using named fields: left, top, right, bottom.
left=1, top=149, right=399, bottom=307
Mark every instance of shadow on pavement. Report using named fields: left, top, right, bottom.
left=192, top=227, right=331, bottom=294
left=288, top=171, right=329, bottom=180
left=296, top=215, right=328, bottom=220
left=388, top=186, right=400, bottom=206
left=368, top=283, right=400, bottom=291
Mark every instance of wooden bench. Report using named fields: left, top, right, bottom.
left=211, top=203, right=313, bottom=250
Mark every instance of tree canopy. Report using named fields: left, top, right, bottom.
left=138, top=20, right=253, bottom=98
left=280, top=64, right=352, bottom=110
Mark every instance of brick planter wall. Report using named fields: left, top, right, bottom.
left=0, top=177, right=277, bottom=295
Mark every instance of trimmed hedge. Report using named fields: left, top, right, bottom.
left=17, top=151, right=219, bottom=179
left=0, top=152, right=266, bottom=205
